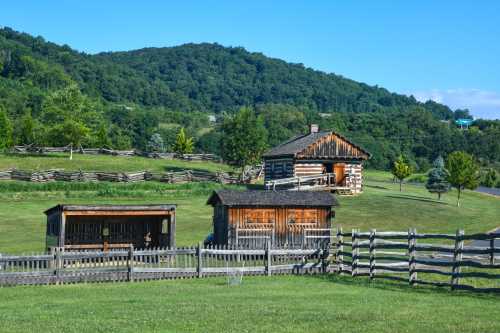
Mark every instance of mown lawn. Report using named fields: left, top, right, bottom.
left=0, top=152, right=233, bottom=173
left=0, top=275, right=498, bottom=333
left=0, top=170, right=499, bottom=253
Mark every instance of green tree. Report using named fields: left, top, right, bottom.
left=46, top=119, right=90, bottom=147
left=17, top=113, right=35, bottom=145
left=0, top=108, right=13, bottom=150
left=221, top=107, right=267, bottom=169
left=482, top=169, right=498, bottom=188
left=95, top=124, right=111, bottom=148
left=446, top=151, right=480, bottom=207
left=391, top=155, right=413, bottom=192
left=173, top=127, right=194, bottom=155
left=425, top=156, right=450, bottom=200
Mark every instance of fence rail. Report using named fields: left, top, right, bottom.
left=337, top=227, right=500, bottom=292
left=12, top=145, right=221, bottom=161
left=0, top=168, right=264, bottom=184
left=0, top=244, right=327, bottom=286
left=1, top=228, right=499, bottom=292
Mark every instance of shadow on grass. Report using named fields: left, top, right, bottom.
left=305, top=274, right=500, bottom=300
left=365, top=184, right=390, bottom=190
left=4, top=152, right=68, bottom=159
left=386, top=194, right=449, bottom=205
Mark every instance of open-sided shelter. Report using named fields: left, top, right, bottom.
left=44, top=204, right=176, bottom=250
left=207, top=190, right=337, bottom=247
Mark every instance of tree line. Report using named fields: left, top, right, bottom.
left=1, top=26, right=499, bottom=173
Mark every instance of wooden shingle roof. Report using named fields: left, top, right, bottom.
left=263, top=130, right=370, bottom=160
left=44, top=204, right=176, bottom=215
left=207, top=189, right=338, bottom=207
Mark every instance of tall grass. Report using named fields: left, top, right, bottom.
left=0, top=181, right=240, bottom=197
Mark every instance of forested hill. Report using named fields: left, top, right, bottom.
left=95, top=43, right=453, bottom=117
left=0, top=26, right=499, bottom=170
left=1, top=26, right=453, bottom=117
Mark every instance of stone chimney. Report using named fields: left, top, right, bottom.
left=309, top=124, right=319, bottom=134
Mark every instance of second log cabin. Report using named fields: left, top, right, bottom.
left=263, top=124, right=371, bottom=194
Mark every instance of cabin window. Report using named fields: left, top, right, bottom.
left=241, top=209, right=276, bottom=228
left=287, top=209, right=319, bottom=226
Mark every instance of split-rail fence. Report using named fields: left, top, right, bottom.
left=12, top=145, right=221, bottom=162
left=0, top=168, right=264, bottom=184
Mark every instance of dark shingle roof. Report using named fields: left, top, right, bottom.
left=262, top=130, right=370, bottom=158
left=44, top=204, right=176, bottom=215
left=207, top=190, right=338, bottom=207
left=263, top=132, right=329, bottom=157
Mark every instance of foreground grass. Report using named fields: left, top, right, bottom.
left=0, top=275, right=498, bottom=333
left=0, top=152, right=233, bottom=173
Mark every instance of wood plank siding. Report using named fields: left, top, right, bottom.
left=223, top=207, right=331, bottom=247
left=44, top=205, right=176, bottom=250
left=296, top=132, right=368, bottom=160
left=208, top=190, right=337, bottom=247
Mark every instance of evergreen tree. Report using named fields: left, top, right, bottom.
left=446, top=151, right=480, bottom=207
left=425, top=156, right=450, bottom=200
left=173, top=128, right=194, bottom=155
left=391, top=155, right=413, bottom=192
left=0, top=108, right=13, bottom=150
left=221, top=107, right=267, bottom=169
left=147, top=133, right=165, bottom=153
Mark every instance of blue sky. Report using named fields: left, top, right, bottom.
left=2, top=1, right=500, bottom=119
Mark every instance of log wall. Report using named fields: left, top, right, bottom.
left=263, top=159, right=294, bottom=181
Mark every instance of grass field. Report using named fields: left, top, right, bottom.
left=0, top=169, right=499, bottom=253
left=0, top=157, right=499, bottom=332
left=0, top=153, right=233, bottom=173
left=0, top=275, right=498, bottom=333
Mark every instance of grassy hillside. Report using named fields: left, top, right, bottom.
left=0, top=170, right=498, bottom=254
left=0, top=275, right=498, bottom=333
left=0, top=153, right=233, bottom=173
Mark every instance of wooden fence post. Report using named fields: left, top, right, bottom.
left=56, top=247, right=63, bottom=285
left=49, top=247, right=56, bottom=274
left=408, top=228, right=417, bottom=286
left=128, top=244, right=134, bottom=282
left=197, top=242, right=203, bottom=278
left=337, top=226, right=343, bottom=274
left=266, top=240, right=272, bottom=276
left=490, top=238, right=495, bottom=266
left=451, top=229, right=464, bottom=290
left=352, top=229, right=358, bottom=277
left=369, top=229, right=376, bottom=280
left=301, top=229, right=306, bottom=249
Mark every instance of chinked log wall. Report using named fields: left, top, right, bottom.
left=0, top=169, right=242, bottom=184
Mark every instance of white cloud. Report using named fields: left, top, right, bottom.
left=410, top=89, right=500, bottom=120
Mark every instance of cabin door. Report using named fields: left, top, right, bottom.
left=333, top=164, right=345, bottom=185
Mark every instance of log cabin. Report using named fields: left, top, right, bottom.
left=44, top=204, right=176, bottom=250
left=207, top=190, right=338, bottom=248
left=263, top=124, right=371, bottom=194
